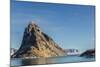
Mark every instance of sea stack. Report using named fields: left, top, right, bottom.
left=12, top=21, right=65, bottom=58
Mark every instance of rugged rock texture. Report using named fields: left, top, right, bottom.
left=12, top=21, right=65, bottom=58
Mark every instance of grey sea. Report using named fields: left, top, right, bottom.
left=11, top=55, right=95, bottom=66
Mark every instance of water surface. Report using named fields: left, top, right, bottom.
left=11, top=55, right=95, bottom=66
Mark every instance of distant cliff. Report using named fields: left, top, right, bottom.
left=65, top=49, right=80, bottom=55
left=12, top=21, right=65, bottom=58
left=80, top=49, right=95, bottom=57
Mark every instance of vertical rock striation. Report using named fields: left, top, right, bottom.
left=12, top=21, right=65, bottom=58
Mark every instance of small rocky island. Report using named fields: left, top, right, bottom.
left=11, top=21, right=65, bottom=58
left=80, top=49, right=95, bottom=57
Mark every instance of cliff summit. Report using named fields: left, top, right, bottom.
left=12, top=21, right=65, bottom=58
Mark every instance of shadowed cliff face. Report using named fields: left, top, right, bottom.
left=12, top=21, right=65, bottom=58
left=80, top=49, right=95, bottom=57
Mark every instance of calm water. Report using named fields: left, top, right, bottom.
left=11, top=55, right=95, bottom=66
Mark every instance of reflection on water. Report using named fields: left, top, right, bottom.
left=22, top=58, right=52, bottom=65
left=11, top=55, right=95, bottom=67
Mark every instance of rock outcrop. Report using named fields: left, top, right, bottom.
left=80, top=49, right=95, bottom=57
left=12, top=21, right=65, bottom=58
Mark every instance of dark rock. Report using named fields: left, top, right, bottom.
left=80, top=49, right=95, bottom=58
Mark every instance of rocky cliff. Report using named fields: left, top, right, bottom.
left=80, top=49, right=95, bottom=57
left=12, top=21, right=65, bottom=58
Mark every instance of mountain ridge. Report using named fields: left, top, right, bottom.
left=12, top=21, right=65, bottom=58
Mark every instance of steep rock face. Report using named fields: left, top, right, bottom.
left=12, top=21, right=65, bottom=58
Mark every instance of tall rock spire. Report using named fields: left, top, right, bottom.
left=12, top=21, right=65, bottom=58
